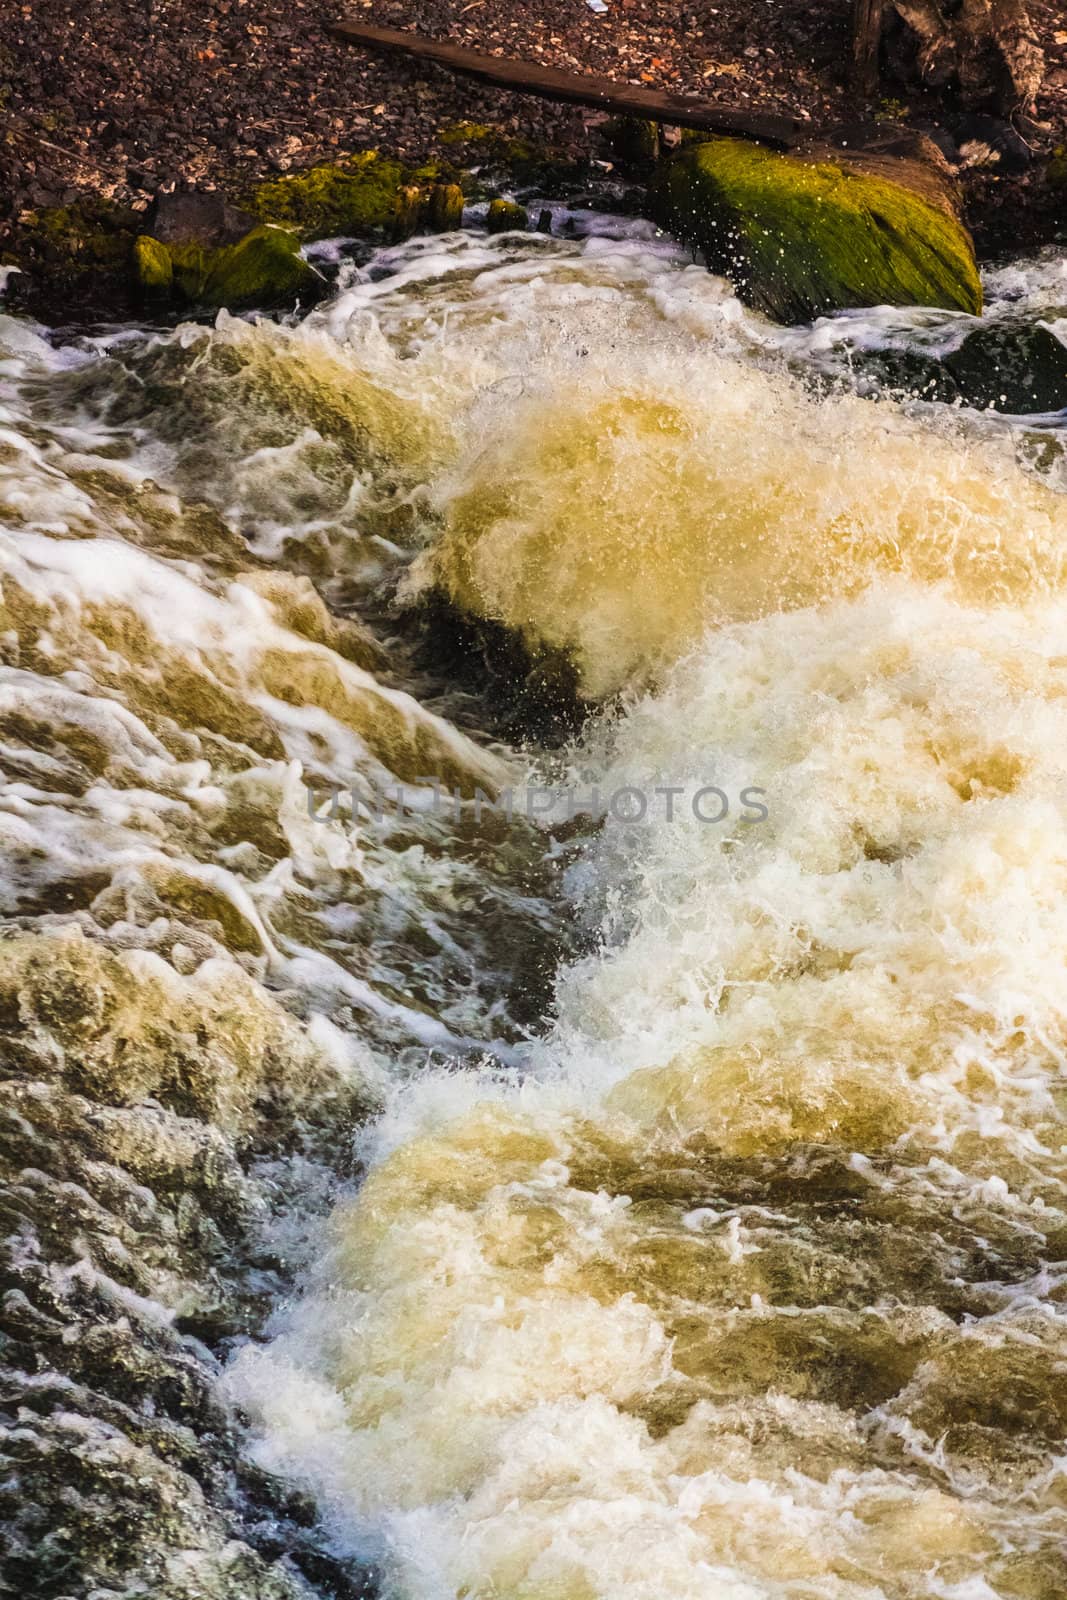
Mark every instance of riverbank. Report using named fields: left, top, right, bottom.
left=1, top=0, right=1065, bottom=319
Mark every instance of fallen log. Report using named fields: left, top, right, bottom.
left=328, top=20, right=805, bottom=149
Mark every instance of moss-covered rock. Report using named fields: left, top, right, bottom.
left=201, top=224, right=318, bottom=306
left=392, top=183, right=422, bottom=241
left=30, top=199, right=136, bottom=269
left=243, top=152, right=481, bottom=244
left=7, top=197, right=139, bottom=318
left=654, top=138, right=982, bottom=323
left=487, top=199, right=529, bottom=235
left=244, top=151, right=411, bottom=237
left=133, top=234, right=173, bottom=295
left=133, top=225, right=318, bottom=309
left=427, top=182, right=465, bottom=232
left=602, top=116, right=661, bottom=172
left=436, top=122, right=587, bottom=195
left=439, top=120, right=496, bottom=146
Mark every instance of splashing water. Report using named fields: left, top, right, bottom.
left=3, top=228, right=1067, bottom=1600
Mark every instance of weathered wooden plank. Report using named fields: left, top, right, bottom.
left=328, top=20, right=805, bottom=148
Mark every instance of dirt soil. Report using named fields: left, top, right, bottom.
left=1, top=0, right=1065, bottom=307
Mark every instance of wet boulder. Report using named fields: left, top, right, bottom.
left=861, top=319, right=1067, bottom=415
left=427, top=182, right=465, bottom=231
left=147, top=189, right=258, bottom=247
left=132, top=234, right=173, bottom=297
left=134, top=223, right=319, bottom=309
left=199, top=224, right=319, bottom=307
left=245, top=151, right=414, bottom=237
left=487, top=198, right=529, bottom=234
left=942, top=320, right=1067, bottom=413
left=654, top=135, right=982, bottom=324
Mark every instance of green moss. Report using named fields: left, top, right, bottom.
left=487, top=199, right=529, bottom=235
left=15, top=199, right=136, bottom=317
left=437, top=122, right=583, bottom=194
left=32, top=201, right=133, bottom=266
left=439, top=120, right=495, bottom=145
left=654, top=139, right=982, bottom=323
left=244, top=152, right=410, bottom=238
left=201, top=224, right=318, bottom=306
left=603, top=116, right=661, bottom=170
left=1050, top=148, right=1067, bottom=191
left=132, top=235, right=173, bottom=294
left=132, top=225, right=317, bottom=309
left=164, top=240, right=209, bottom=299
left=427, top=183, right=465, bottom=231
left=132, top=235, right=206, bottom=301
left=392, top=184, right=422, bottom=241
left=409, top=161, right=447, bottom=183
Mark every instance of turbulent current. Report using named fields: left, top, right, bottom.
left=2, top=223, right=1067, bottom=1600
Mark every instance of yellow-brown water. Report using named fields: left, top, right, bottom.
left=2, top=230, right=1066, bottom=1599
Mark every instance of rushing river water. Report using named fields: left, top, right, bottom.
left=2, top=223, right=1067, bottom=1600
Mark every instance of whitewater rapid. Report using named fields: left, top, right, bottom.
left=2, top=228, right=1066, bottom=1600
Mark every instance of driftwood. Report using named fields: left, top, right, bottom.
left=328, top=20, right=804, bottom=148
left=888, top=0, right=1043, bottom=113
left=851, top=0, right=886, bottom=97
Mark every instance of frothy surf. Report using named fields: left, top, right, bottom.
left=2, top=229, right=1066, bottom=1600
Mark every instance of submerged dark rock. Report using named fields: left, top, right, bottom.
left=943, top=320, right=1067, bottom=412
left=861, top=319, right=1067, bottom=414
left=0, top=929, right=378, bottom=1600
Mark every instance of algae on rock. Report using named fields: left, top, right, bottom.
left=201, top=224, right=318, bottom=306
left=436, top=121, right=586, bottom=194
left=133, top=234, right=173, bottom=295
left=244, top=151, right=413, bottom=237
left=602, top=116, right=662, bottom=172
left=654, top=138, right=983, bottom=323
left=14, top=198, right=138, bottom=313
left=487, top=199, right=529, bottom=234
left=427, top=182, right=465, bottom=232
left=134, top=224, right=318, bottom=309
